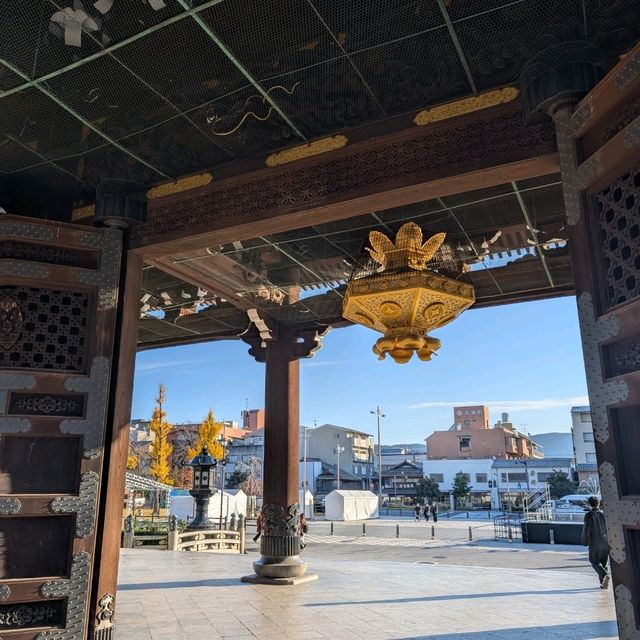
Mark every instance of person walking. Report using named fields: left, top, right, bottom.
left=423, top=504, right=430, bottom=522
left=582, top=496, right=610, bottom=589
left=299, top=513, right=308, bottom=549
left=414, top=504, right=421, bottom=521
left=430, top=501, right=438, bottom=523
left=252, top=512, right=263, bottom=543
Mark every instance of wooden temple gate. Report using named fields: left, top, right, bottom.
left=1, top=36, right=640, bottom=640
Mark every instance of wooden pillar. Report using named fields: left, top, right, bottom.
left=89, top=251, right=143, bottom=640
left=521, top=41, right=640, bottom=639
left=242, top=323, right=327, bottom=583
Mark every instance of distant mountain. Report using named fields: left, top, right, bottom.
left=386, top=443, right=427, bottom=453
left=531, top=432, right=574, bottom=458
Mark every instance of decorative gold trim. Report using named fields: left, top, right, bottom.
left=147, top=173, right=213, bottom=200
left=265, top=135, right=348, bottom=167
left=413, top=88, right=519, bottom=126
left=71, top=204, right=95, bottom=221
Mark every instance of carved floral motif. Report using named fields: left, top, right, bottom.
left=0, top=295, right=22, bottom=351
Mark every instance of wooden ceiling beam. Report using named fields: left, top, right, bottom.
left=130, top=103, right=559, bottom=259
left=572, top=42, right=640, bottom=139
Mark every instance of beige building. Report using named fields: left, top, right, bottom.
left=426, top=407, right=543, bottom=461
left=242, top=408, right=265, bottom=431
left=306, top=424, right=374, bottom=488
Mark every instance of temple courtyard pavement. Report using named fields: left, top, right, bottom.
left=116, top=519, right=616, bottom=640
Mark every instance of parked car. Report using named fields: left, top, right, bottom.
left=554, top=494, right=598, bottom=513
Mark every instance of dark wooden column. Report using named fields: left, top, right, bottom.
left=242, top=323, right=327, bottom=584
left=522, top=41, right=640, bottom=640
left=89, top=251, right=143, bottom=640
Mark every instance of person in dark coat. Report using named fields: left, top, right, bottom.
left=430, top=501, right=438, bottom=523
left=581, top=496, right=610, bottom=588
left=414, top=504, right=421, bottom=521
left=423, top=504, right=430, bottom=522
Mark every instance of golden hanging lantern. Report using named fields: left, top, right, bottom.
left=342, top=222, right=475, bottom=364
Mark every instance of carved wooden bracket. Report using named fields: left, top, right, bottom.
left=242, top=324, right=330, bottom=363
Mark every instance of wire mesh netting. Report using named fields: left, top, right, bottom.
left=3, top=0, right=640, bottom=216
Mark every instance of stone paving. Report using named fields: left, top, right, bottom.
left=116, top=548, right=617, bottom=640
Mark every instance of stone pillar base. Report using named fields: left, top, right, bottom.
left=253, top=554, right=307, bottom=579
left=241, top=572, right=318, bottom=586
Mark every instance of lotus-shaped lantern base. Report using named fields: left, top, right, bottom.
left=373, top=332, right=441, bottom=364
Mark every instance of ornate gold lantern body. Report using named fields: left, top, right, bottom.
left=342, top=223, right=475, bottom=364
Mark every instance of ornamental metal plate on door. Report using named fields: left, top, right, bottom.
left=0, top=216, right=122, bottom=640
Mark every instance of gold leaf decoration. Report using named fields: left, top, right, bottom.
left=413, top=88, right=520, bottom=126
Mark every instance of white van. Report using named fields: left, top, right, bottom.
left=554, top=494, right=596, bottom=513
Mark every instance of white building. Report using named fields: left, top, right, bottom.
left=492, top=458, right=575, bottom=509
left=422, top=459, right=494, bottom=509
left=571, top=406, right=599, bottom=487
left=423, top=457, right=576, bottom=510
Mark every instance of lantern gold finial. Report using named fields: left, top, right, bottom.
left=367, top=223, right=445, bottom=271
left=343, top=223, right=474, bottom=364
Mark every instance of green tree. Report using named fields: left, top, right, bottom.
left=416, top=477, right=440, bottom=502
left=227, top=470, right=248, bottom=489
left=452, top=471, right=472, bottom=507
left=188, top=408, right=224, bottom=460
left=547, top=470, right=578, bottom=499
left=149, top=384, right=174, bottom=485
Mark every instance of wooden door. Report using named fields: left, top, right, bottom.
left=0, top=215, right=122, bottom=639
left=558, top=45, right=640, bottom=639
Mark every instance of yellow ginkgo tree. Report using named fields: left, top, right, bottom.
left=188, top=408, right=224, bottom=461
left=149, top=384, right=174, bottom=485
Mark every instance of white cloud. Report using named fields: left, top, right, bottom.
left=408, top=396, right=589, bottom=412
left=135, top=359, right=205, bottom=373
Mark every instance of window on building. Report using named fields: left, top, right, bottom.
left=430, top=473, right=444, bottom=482
left=463, top=420, right=470, bottom=427
left=501, top=472, right=527, bottom=483
left=585, top=453, right=598, bottom=463
left=581, top=413, right=592, bottom=422
left=476, top=473, right=487, bottom=483
left=459, top=436, right=471, bottom=451
left=583, top=432, right=594, bottom=443
left=537, top=472, right=553, bottom=482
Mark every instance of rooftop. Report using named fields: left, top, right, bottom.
left=492, top=457, right=574, bottom=468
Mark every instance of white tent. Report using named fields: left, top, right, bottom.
left=324, top=490, right=379, bottom=521
left=299, top=489, right=314, bottom=518
left=170, top=489, right=247, bottom=523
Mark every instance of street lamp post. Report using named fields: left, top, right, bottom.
left=218, top=438, right=232, bottom=530
left=334, top=445, right=345, bottom=489
left=515, top=459, right=531, bottom=492
left=303, top=426, right=310, bottom=493
left=370, top=406, right=385, bottom=505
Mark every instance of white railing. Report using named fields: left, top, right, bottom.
left=173, top=529, right=244, bottom=554
left=523, top=510, right=586, bottom=523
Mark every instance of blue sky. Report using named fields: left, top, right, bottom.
left=132, top=296, right=588, bottom=444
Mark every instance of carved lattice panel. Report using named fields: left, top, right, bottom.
left=0, top=217, right=122, bottom=640
left=596, top=167, right=640, bottom=309
left=0, top=286, right=89, bottom=371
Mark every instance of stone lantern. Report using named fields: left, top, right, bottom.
left=187, top=445, right=217, bottom=530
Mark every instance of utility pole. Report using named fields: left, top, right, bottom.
left=334, top=445, right=345, bottom=489
left=370, top=406, right=385, bottom=506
